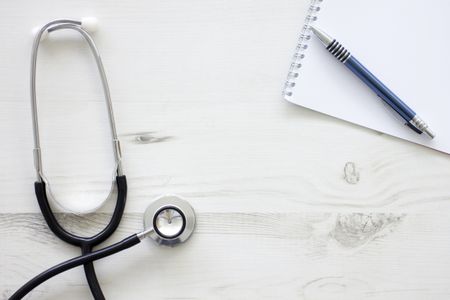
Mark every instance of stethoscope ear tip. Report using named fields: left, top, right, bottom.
left=32, top=17, right=99, bottom=42
left=81, top=17, right=99, bottom=33
left=143, top=195, right=196, bottom=247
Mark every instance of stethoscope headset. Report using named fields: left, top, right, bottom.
left=10, top=18, right=196, bottom=299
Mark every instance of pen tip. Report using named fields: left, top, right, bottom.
left=309, top=26, right=334, bottom=47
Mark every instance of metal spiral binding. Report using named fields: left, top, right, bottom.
left=283, top=0, right=323, bottom=98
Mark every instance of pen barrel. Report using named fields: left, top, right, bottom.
left=344, top=55, right=416, bottom=122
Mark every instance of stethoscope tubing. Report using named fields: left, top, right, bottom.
left=29, top=19, right=127, bottom=300
left=34, top=175, right=127, bottom=300
left=9, top=233, right=141, bottom=300
left=35, top=176, right=127, bottom=246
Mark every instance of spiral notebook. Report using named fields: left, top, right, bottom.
left=283, top=0, right=450, bottom=154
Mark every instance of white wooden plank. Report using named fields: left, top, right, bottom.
left=1, top=213, right=450, bottom=299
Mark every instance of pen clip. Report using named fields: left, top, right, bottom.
left=406, top=122, right=423, bottom=134
left=379, top=97, right=422, bottom=134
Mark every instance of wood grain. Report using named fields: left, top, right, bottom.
left=2, top=212, right=450, bottom=299
left=0, top=0, right=450, bottom=299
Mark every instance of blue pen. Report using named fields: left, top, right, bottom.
left=310, top=26, right=435, bottom=139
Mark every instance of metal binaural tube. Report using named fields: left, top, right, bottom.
left=30, top=19, right=123, bottom=182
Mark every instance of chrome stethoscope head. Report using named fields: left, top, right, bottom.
left=140, top=195, right=196, bottom=246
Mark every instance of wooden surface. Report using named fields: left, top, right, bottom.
left=1, top=0, right=450, bottom=299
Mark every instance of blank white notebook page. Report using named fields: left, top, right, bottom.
left=285, top=0, right=450, bottom=154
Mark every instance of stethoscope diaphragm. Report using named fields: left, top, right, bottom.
left=143, top=195, right=196, bottom=246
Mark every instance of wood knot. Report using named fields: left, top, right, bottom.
left=343, top=162, right=360, bottom=184
left=124, top=132, right=173, bottom=144
left=332, top=213, right=403, bottom=248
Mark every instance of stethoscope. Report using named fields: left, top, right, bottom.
left=11, top=195, right=196, bottom=299
left=10, top=18, right=196, bottom=300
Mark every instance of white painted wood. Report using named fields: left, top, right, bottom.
left=2, top=213, right=450, bottom=299
left=1, top=0, right=450, bottom=299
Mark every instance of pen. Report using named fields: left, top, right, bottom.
left=310, top=26, right=435, bottom=139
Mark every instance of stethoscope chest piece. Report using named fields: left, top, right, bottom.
left=144, top=195, right=196, bottom=246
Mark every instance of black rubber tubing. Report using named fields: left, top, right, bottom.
left=9, top=234, right=141, bottom=300
left=34, top=176, right=128, bottom=246
left=82, top=244, right=106, bottom=300
left=34, top=175, right=128, bottom=299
